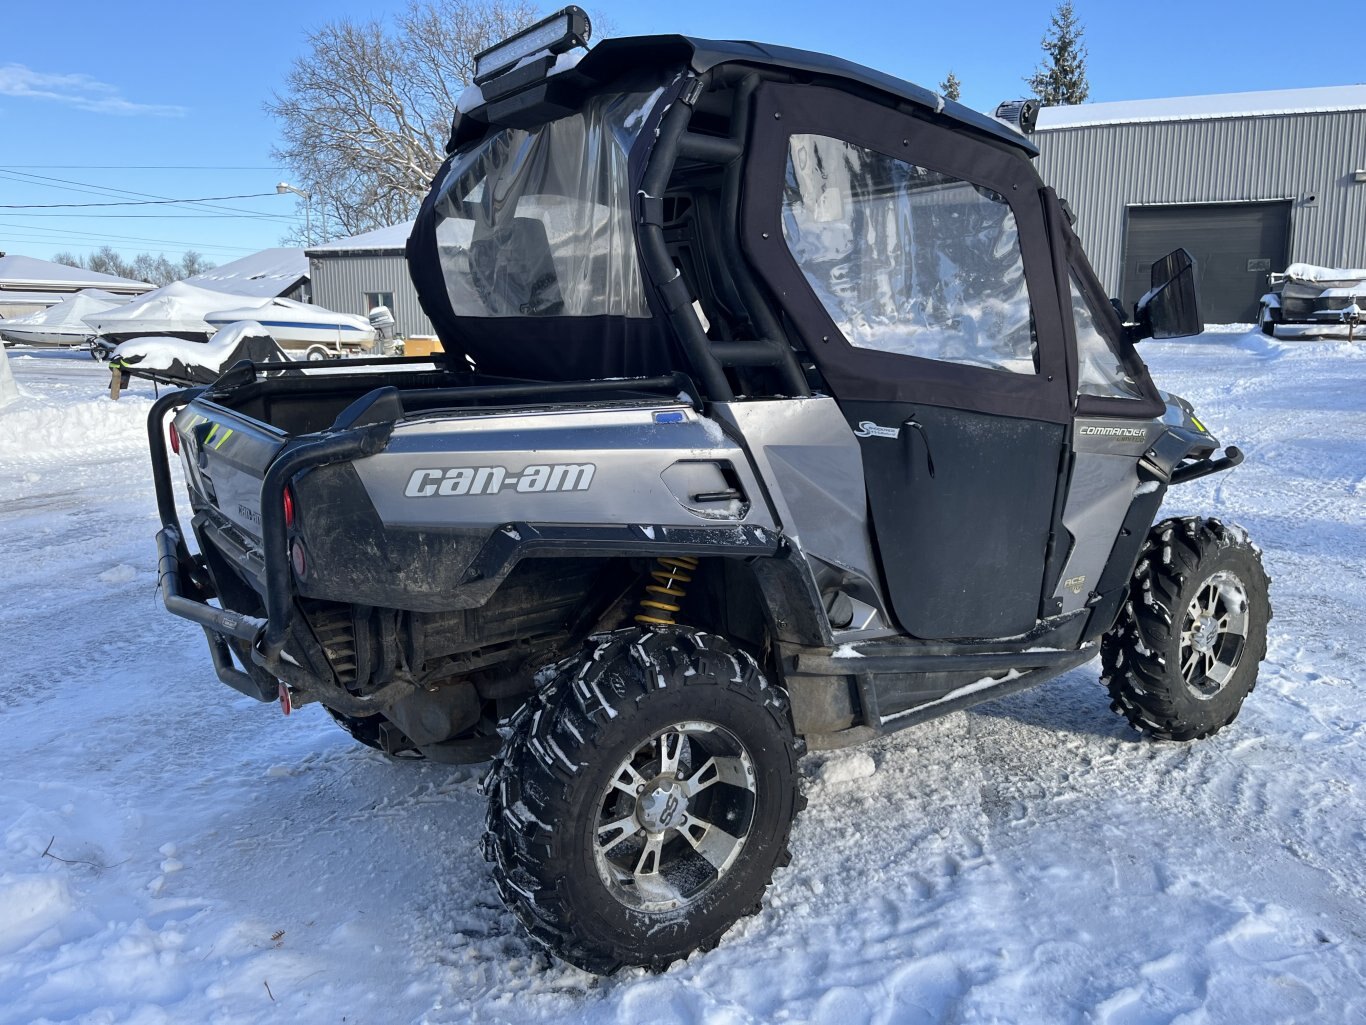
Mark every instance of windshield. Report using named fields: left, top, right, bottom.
left=432, top=83, right=666, bottom=320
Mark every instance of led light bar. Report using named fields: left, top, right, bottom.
left=473, top=6, right=591, bottom=86
left=994, top=98, right=1040, bottom=135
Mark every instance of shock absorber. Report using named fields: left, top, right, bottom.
left=634, top=556, right=699, bottom=626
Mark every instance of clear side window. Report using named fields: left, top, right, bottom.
left=1070, top=274, right=1144, bottom=399
left=781, top=134, right=1036, bottom=375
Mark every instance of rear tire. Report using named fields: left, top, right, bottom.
left=483, top=628, right=802, bottom=974
left=304, top=344, right=330, bottom=361
left=1102, top=517, right=1271, bottom=740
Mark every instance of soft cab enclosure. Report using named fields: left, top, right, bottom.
left=397, top=34, right=1189, bottom=644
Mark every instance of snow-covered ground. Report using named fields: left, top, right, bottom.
left=2, top=331, right=1364, bottom=1024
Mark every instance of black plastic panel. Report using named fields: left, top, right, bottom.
left=845, top=401, right=1065, bottom=640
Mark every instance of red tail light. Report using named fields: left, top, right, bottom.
left=169, top=422, right=180, bottom=455
left=283, top=484, right=296, bottom=529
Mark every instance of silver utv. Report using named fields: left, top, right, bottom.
left=147, top=11, right=1270, bottom=975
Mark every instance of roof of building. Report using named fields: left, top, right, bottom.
left=1036, top=84, right=1366, bottom=131
left=306, top=222, right=414, bottom=256
left=0, top=253, right=153, bottom=293
left=184, top=247, right=308, bottom=298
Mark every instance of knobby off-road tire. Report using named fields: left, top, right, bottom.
left=483, top=627, right=802, bottom=974
left=1102, top=517, right=1271, bottom=740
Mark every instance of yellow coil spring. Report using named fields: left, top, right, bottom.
left=634, top=556, right=699, bottom=626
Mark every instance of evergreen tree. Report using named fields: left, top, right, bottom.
left=1028, top=1, right=1090, bottom=106
left=940, top=71, right=962, bottom=102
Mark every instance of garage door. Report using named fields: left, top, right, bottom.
left=1122, top=202, right=1291, bottom=325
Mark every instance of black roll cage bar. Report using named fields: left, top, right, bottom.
left=633, top=67, right=810, bottom=401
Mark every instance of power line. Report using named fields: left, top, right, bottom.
left=0, top=168, right=296, bottom=223
left=1, top=191, right=283, bottom=209
left=3, top=235, right=252, bottom=258
left=0, top=164, right=286, bottom=170
left=0, top=220, right=256, bottom=249
left=0, top=212, right=291, bottom=219
left=0, top=221, right=257, bottom=254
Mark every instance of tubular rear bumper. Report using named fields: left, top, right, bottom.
left=146, top=386, right=393, bottom=702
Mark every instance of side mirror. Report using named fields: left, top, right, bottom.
left=1132, top=248, right=1201, bottom=340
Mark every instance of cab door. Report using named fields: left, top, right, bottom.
left=742, top=84, right=1073, bottom=640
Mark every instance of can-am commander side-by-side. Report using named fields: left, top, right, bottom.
left=144, top=9, right=1271, bottom=974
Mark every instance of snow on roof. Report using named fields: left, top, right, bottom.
left=0, top=253, right=153, bottom=293
left=184, top=248, right=308, bottom=298
left=1035, top=84, right=1366, bottom=131
left=306, top=221, right=414, bottom=255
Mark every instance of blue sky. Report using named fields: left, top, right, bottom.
left=2, top=0, right=1362, bottom=266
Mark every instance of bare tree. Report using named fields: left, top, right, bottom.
left=267, top=0, right=536, bottom=245
left=52, top=248, right=214, bottom=286
left=179, top=250, right=213, bottom=277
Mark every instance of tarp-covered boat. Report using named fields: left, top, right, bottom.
left=203, top=297, right=377, bottom=353
left=84, top=282, right=268, bottom=343
left=0, top=292, right=125, bottom=346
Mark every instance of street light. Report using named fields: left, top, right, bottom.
left=276, top=182, right=312, bottom=241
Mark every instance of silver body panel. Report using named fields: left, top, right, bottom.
left=1052, top=399, right=1214, bottom=611
left=355, top=403, right=778, bottom=532
left=713, top=398, right=887, bottom=623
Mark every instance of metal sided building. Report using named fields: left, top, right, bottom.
left=306, top=222, right=435, bottom=338
left=1032, top=86, right=1366, bottom=323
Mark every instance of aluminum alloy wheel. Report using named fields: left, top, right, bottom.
left=1180, top=570, right=1250, bottom=697
left=593, top=720, right=757, bottom=913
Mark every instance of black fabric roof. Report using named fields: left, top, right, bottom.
left=571, top=35, right=1039, bottom=157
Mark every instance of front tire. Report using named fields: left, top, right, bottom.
left=483, top=628, right=801, bottom=974
left=1102, top=517, right=1271, bottom=740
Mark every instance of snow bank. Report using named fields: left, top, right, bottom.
left=0, top=344, right=20, bottom=408
left=0, top=389, right=150, bottom=460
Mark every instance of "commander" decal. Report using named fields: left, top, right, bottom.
left=405, top=463, right=596, bottom=497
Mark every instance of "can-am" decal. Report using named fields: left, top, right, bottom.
left=404, top=463, right=596, bottom=497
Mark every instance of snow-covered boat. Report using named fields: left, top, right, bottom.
left=0, top=292, right=124, bottom=347
left=203, top=297, right=377, bottom=353
left=1260, top=263, right=1366, bottom=337
left=109, top=321, right=291, bottom=389
left=83, top=282, right=267, bottom=343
